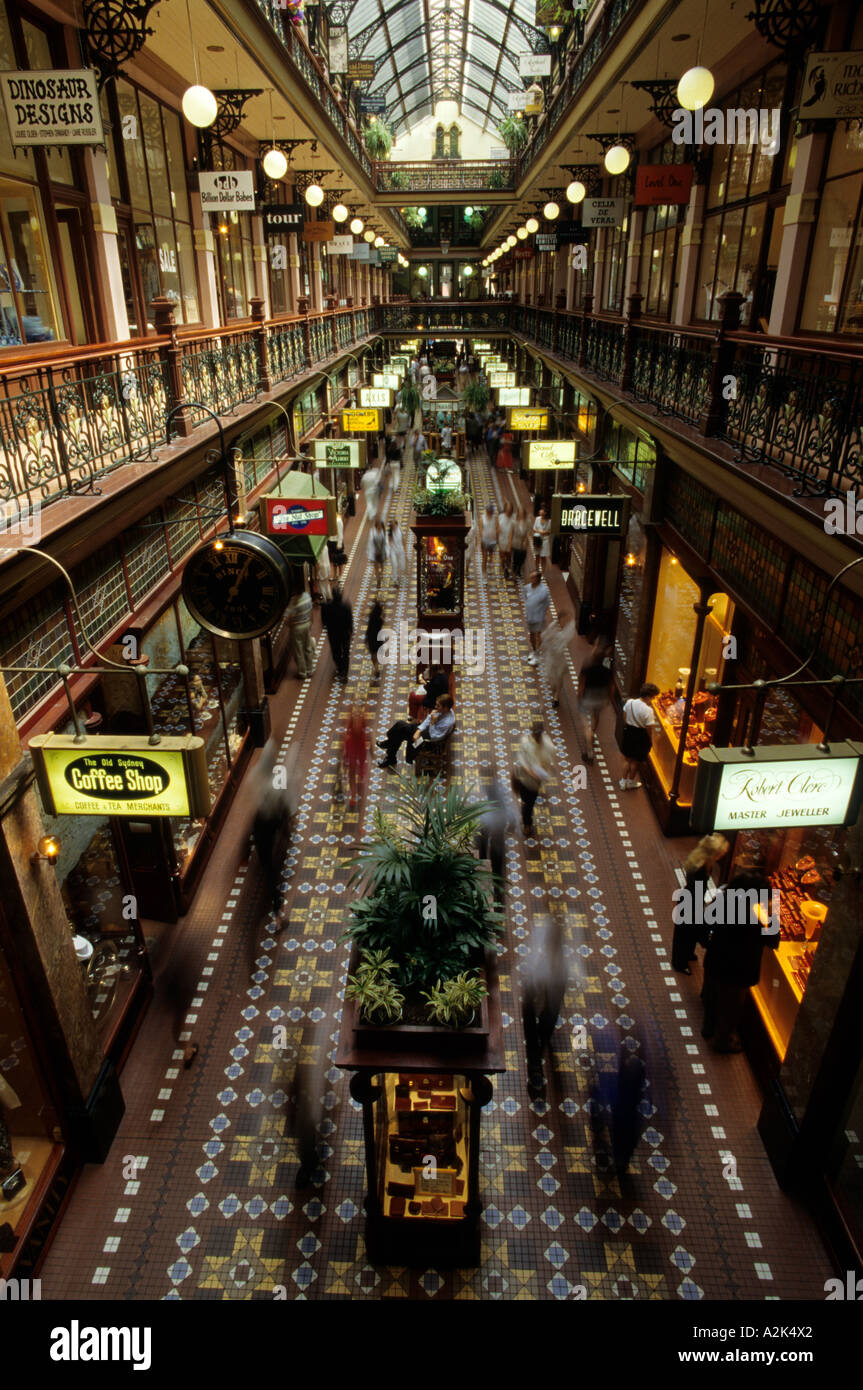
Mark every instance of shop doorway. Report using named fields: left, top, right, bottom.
left=117, top=219, right=148, bottom=337
left=55, top=207, right=95, bottom=345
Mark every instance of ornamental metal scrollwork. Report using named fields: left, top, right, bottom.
left=82, top=0, right=159, bottom=88
left=745, top=0, right=821, bottom=55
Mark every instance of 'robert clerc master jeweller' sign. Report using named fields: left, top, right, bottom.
left=30, top=735, right=210, bottom=818
left=1, top=69, right=103, bottom=145
left=691, top=743, right=863, bottom=833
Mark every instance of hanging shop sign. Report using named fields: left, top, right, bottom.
left=329, top=24, right=349, bottom=73
left=0, top=69, right=103, bottom=146
left=359, top=386, right=393, bottom=408
left=311, top=438, right=366, bottom=468
left=262, top=203, right=305, bottom=234
left=303, top=220, right=335, bottom=242
left=535, top=233, right=557, bottom=252
left=527, top=439, right=577, bottom=468
left=199, top=170, right=256, bottom=213
left=472, top=341, right=491, bottom=351
left=556, top=222, right=591, bottom=244
left=29, top=735, right=210, bottom=819
left=508, top=406, right=549, bottom=431
left=426, top=458, right=463, bottom=493
left=489, top=145, right=510, bottom=159
left=518, top=53, right=551, bottom=78
left=378, top=246, right=398, bottom=262
left=691, top=743, right=863, bottom=833
left=373, top=372, right=402, bottom=388
left=360, top=94, right=387, bottom=114
left=514, top=247, right=534, bottom=260
left=348, top=59, right=377, bottom=80
left=262, top=495, right=336, bottom=538
left=488, top=370, right=517, bottom=387
left=551, top=493, right=628, bottom=535
left=507, top=91, right=527, bottom=113
left=634, top=164, right=694, bottom=207
left=496, top=386, right=531, bottom=406
left=582, top=197, right=626, bottom=228
left=329, top=234, right=354, bottom=255
left=799, top=52, right=863, bottom=120
left=352, top=241, right=370, bottom=261
left=342, top=407, right=381, bottom=431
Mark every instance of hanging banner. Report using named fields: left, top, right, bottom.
left=303, top=220, right=335, bottom=242
left=199, top=170, right=256, bottom=212
left=342, top=407, right=381, bottom=431
left=29, top=735, right=210, bottom=819
left=527, top=439, right=577, bottom=469
left=262, top=203, right=304, bottom=234
left=311, top=438, right=366, bottom=468
left=359, top=386, right=393, bottom=408
left=379, top=246, right=398, bottom=262
left=508, top=406, right=549, bottom=431
left=488, top=370, right=516, bottom=387
left=518, top=53, right=551, bottom=78
left=535, top=232, right=557, bottom=252
left=691, top=743, right=863, bottom=834
left=635, top=164, right=694, bottom=207
left=329, top=234, right=354, bottom=255
left=582, top=197, right=626, bottom=227
left=373, top=372, right=402, bottom=388
left=799, top=52, right=863, bottom=120
left=262, top=496, right=335, bottom=537
left=0, top=69, right=103, bottom=146
left=496, top=386, right=531, bottom=407
left=551, top=494, right=628, bottom=535
left=329, top=25, right=349, bottom=74
left=348, top=60, right=377, bottom=80
left=507, top=91, right=527, bottom=113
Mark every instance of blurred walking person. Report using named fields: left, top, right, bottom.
left=511, top=507, right=531, bottom=583
left=578, top=637, right=613, bottom=761
left=521, top=915, right=568, bottom=1096
left=320, top=584, right=353, bottom=684
left=512, top=717, right=554, bottom=836
left=541, top=608, right=575, bottom=706
left=497, top=500, right=515, bottom=578
left=287, top=586, right=315, bottom=681
left=251, top=737, right=294, bottom=917
left=343, top=704, right=369, bottom=810
left=475, top=774, right=518, bottom=904
left=368, top=518, right=387, bottom=590
left=365, top=599, right=385, bottom=681
left=387, top=519, right=407, bottom=589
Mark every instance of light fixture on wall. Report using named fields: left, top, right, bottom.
left=181, top=0, right=217, bottom=127
left=374, top=236, right=384, bottom=247
left=525, top=216, right=539, bottom=234
left=305, top=182, right=325, bottom=207
left=262, top=146, right=288, bottom=180
left=332, top=203, right=349, bottom=223
left=566, top=180, right=586, bottom=203
left=677, top=65, right=714, bottom=110
left=350, top=217, right=364, bottom=234
left=417, top=266, right=428, bottom=277
left=506, top=235, right=517, bottom=248
left=30, top=834, right=61, bottom=866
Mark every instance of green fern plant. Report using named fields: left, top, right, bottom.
left=389, top=168, right=409, bottom=190
left=402, top=206, right=428, bottom=230
left=487, top=168, right=508, bottom=190
left=412, top=488, right=469, bottom=517
left=364, top=119, right=393, bottom=159
left=498, top=116, right=527, bottom=152
left=462, top=378, right=489, bottom=413
left=398, top=379, right=421, bottom=418
left=422, top=973, right=486, bottom=1027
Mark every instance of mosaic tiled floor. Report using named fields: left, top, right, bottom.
left=40, top=445, right=833, bottom=1301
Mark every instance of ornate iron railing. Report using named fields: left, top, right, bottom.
left=631, top=325, right=712, bottom=427
left=378, top=303, right=514, bottom=334
left=373, top=160, right=516, bottom=194
left=0, top=309, right=377, bottom=520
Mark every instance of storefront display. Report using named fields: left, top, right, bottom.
left=378, top=1073, right=469, bottom=1221
left=418, top=534, right=460, bottom=615
left=646, top=550, right=734, bottom=807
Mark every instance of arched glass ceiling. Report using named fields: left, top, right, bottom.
left=340, top=0, right=547, bottom=136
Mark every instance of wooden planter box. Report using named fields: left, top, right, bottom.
left=344, top=945, right=494, bottom=1055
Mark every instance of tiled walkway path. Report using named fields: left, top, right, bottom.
left=41, top=447, right=831, bottom=1301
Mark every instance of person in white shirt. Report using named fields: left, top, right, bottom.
left=497, top=500, right=515, bottom=578
left=387, top=520, right=406, bottom=588
left=619, top=683, right=660, bottom=789
left=512, top=719, right=555, bottom=835
left=360, top=465, right=380, bottom=519
left=377, top=694, right=455, bottom=769
left=440, top=423, right=453, bottom=452
left=533, top=505, right=552, bottom=575
left=480, top=502, right=499, bottom=577
left=368, top=518, right=388, bottom=590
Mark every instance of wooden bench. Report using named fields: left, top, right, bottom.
left=414, top=725, right=455, bottom=779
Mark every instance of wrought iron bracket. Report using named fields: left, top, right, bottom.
left=746, top=0, right=822, bottom=55
left=630, top=79, right=679, bottom=128
left=82, top=0, right=159, bottom=89
left=559, top=164, right=602, bottom=196
left=211, top=90, right=264, bottom=141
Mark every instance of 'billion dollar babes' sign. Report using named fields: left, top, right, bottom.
left=29, top=735, right=210, bottom=818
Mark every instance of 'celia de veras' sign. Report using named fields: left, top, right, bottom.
left=29, top=735, right=210, bottom=819
left=582, top=198, right=625, bottom=228
left=199, top=170, right=255, bottom=212
left=0, top=69, right=103, bottom=145
left=691, top=742, right=863, bottom=833
left=551, top=494, right=627, bottom=535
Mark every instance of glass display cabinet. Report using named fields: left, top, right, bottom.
left=411, top=515, right=470, bottom=643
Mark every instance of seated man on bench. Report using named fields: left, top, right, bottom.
left=377, top=694, right=455, bottom=771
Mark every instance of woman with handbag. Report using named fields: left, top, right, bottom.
left=512, top=719, right=555, bottom=836
left=619, top=683, right=660, bottom=789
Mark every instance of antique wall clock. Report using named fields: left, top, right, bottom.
left=181, top=532, right=291, bottom=640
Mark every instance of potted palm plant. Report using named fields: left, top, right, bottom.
left=463, top=378, right=489, bottom=414
left=342, top=780, right=502, bottom=1050
left=397, top=378, right=421, bottom=420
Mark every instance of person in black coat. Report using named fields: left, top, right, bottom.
left=320, top=585, right=353, bottom=684
left=421, top=664, right=449, bottom=710
left=701, top=867, right=779, bottom=1053
left=672, top=833, right=729, bottom=973
left=365, top=599, right=385, bottom=680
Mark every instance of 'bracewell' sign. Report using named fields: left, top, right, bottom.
left=552, top=494, right=627, bottom=535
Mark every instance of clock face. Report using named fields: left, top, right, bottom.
left=181, top=533, right=291, bottom=640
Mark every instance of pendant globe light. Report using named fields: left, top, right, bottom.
left=350, top=216, right=364, bottom=234
left=604, top=144, right=630, bottom=175
left=374, top=235, right=384, bottom=247
left=332, top=203, right=349, bottom=223
left=566, top=180, right=586, bottom=204
left=181, top=0, right=216, bottom=127
left=525, top=216, right=539, bottom=234
left=516, top=226, right=528, bottom=240
left=262, top=146, right=288, bottom=180
left=305, top=182, right=325, bottom=207
left=363, top=229, right=376, bottom=243
left=677, top=65, right=714, bottom=111
left=543, top=200, right=560, bottom=220
left=506, top=235, right=517, bottom=248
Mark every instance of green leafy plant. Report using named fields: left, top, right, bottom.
left=402, top=206, right=428, bottom=230
left=422, top=973, right=486, bottom=1027
left=498, top=116, right=527, bottom=152
left=389, top=168, right=409, bottom=191
left=464, top=206, right=486, bottom=231
left=462, top=378, right=489, bottom=413
left=354, top=949, right=398, bottom=981
left=413, top=488, right=469, bottom=517
left=364, top=119, right=393, bottom=159
left=345, top=971, right=405, bottom=1024
left=343, top=779, right=502, bottom=991
left=398, top=379, right=421, bottom=418
left=486, top=168, right=508, bottom=190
